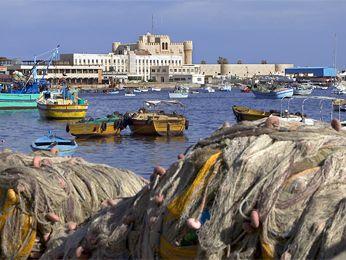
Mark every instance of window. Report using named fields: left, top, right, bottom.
left=152, top=69, right=156, bottom=72
left=163, top=69, right=167, bottom=72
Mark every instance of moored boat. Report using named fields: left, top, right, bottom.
left=232, top=105, right=304, bottom=122
left=31, top=132, right=78, bottom=156
left=0, top=92, right=40, bottom=109
left=66, top=112, right=126, bottom=138
left=126, top=100, right=188, bottom=136
left=168, top=86, right=189, bottom=99
left=218, top=85, right=232, bottom=92
left=203, top=86, right=215, bottom=93
left=252, top=87, right=294, bottom=99
left=37, top=87, right=88, bottom=120
left=151, top=87, right=161, bottom=92
left=332, top=99, right=346, bottom=112
left=293, top=86, right=313, bottom=96
left=0, top=46, right=59, bottom=110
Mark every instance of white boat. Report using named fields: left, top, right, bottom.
left=109, top=91, right=119, bottom=95
left=151, top=87, right=161, bottom=92
left=133, top=89, right=142, bottom=93
left=141, top=89, right=149, bottom=92
left=293, top=87, right=313, bottom=96
left=169, top=86, right=189, bottom=99
left=218, top=85, right=232, bottom=92
left=203, top=87, right=215, bottom=93
left=191, top=90, right=199, bottom=94
left=125, top=90, right=136, bottom=97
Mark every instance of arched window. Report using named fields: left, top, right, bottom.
left=165, top=43, right=168, bottom=50
left=162, top=42, right=165, bottom=49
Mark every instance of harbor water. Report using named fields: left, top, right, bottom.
left=0, top=88, right=345, bottom=178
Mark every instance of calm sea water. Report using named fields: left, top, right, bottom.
left=0, top=88, right=344, bottom=178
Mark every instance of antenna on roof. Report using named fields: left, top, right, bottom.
left=151, top=14, right=154, bottom=34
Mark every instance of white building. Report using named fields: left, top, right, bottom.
left=60, top=51, right=183, bottom=82
left=151, top=64, right=205, bottom=84
left=7, top=62, right=102, bottom=85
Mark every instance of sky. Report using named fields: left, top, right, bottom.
left=1, top=0, right=345, bottom=68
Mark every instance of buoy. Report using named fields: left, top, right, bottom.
left=67, top=221, right=77, bottom=231
left=42, top=159, right=53, bottom=167
left=50, top=147, right=59, bottom=155
left=33, top=156, right=42, bottom=168
left=46, top=213, right=60, bottom=222
left=75, top=246, right=84, bottom=258
left=331, top=118, right=341, bottom=132
left=250, top=210, right=260, bottom=228
left=186, top=218, right=201, bottom=230
left=265, top=116, right=280, bottom=129
left=154, top=194, right=164, bottom=205
left=154, top=166, right=166, bottom=176
left=177, top=154, right=185, bottom=160
left=242, top=221, right=255, bottom=233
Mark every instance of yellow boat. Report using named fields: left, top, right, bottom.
left=37, top=89, right=88, bottom=120
left=232, top=105, right=272, bottom=122
left=232, top=105, right=305, bottom=122
left=127, top=100, right=188, bottom=136
left=66, top=113, right=125, bottom=138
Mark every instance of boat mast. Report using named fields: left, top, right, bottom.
left=333, top=33, right=337, bottom=85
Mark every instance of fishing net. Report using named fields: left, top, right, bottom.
left=42, top=118, right=346, bottom=259
left=0, top=150, right=146, bottom=259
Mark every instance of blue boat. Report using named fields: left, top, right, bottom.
left=31, top=132, right=78, bottom=156
left=252, top=88, right=294, bottom=99
left=0, top=46, right=59, bottom=110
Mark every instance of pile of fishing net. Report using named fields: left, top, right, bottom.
left=42, top=118, right=346, bottom=259
left=0, top=150, right=146, bottom=259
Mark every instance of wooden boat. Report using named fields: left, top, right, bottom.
left=0, top=93, right=40, bottom=109
left=232, top=105, right=304, bottom=122
left=127, top=100, right=188, bottom=136
left=31, top=132, right=77, bottom=156
left=66, top=112, right=125, bottom=137
left=232, top=105, right=272, bottom=122
left=37, top=88, right=88, bottom=120
left=252, top=87, right=293, bottom=99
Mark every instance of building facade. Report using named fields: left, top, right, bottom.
left=60, top=33, right=192, bottom=82
left=151, top=65, right=205, bottom=84
left=111, top=33, right=193, bottom=65
left=7, top=61, right=102, bottom=85
left=199, top=63, right=294, bottom=80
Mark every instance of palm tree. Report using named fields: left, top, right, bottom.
left=217, top=57, right=229, bottom=64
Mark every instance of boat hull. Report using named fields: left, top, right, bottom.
left=129, top=118, right=186, bottom=136
left=0, top=93, right=40, bottom=110
left=67, top=121, right=122, bottom=137
left=37, top=103, right=88, bottom=120
left=232, top=105, right=271, bottom=122
left=293, top=89, right=313, bottom=96
left=253, top=88, right=293, bottom=99
left=168, top=93, right=188, bottom=99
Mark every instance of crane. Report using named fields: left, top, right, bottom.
left=23, top=45, right=60, bottom=93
